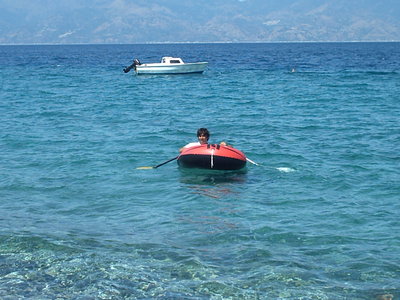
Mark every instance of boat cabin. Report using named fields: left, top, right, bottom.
left=161, top=57, right=184, bottom=64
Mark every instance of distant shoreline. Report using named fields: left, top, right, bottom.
left=1, top=40, right=399, bottom=46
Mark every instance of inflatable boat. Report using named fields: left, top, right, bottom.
left=178, top=144, right=247, bottom=170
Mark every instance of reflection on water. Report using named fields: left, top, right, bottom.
left=179, top=167, right=247, bottom=185
left=179, top=168, right=247, bottom=199
left=177, top=168, right=247, bottom=236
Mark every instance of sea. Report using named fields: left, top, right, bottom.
left=1, top=42, right=399, bottom=299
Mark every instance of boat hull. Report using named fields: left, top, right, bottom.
left=178, top=144, right=247, bottom=170
left=135, top=62, right=207, bottom=75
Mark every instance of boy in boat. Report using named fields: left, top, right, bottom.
left=179, top=128, right=228, bottom=152
left=180, top=128, right=209, bottom=152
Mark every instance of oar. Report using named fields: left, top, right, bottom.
left=136, top=156, right=179, bottom=170
left=246, top=157, right=294, bottom=172
left=246, top=157, right=259, bottom=166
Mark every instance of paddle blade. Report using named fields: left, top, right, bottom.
left=136, top=156, right=179, bottom=170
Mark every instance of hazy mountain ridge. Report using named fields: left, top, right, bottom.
left=1, top=0, right=399, bottom=44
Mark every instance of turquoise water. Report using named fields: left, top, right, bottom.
left=1, top=43, right=400, bottom=299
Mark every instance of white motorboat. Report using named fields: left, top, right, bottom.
left=123, top=57, right=208, bottom=75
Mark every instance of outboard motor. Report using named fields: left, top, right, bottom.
left=123, top=58, right=141, bottom=73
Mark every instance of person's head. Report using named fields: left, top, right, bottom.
left=197, top=128, right=210, bottom=144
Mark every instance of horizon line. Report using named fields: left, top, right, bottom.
left=1, top=40, right=399, bottom=46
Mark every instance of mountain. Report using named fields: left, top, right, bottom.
left=1, top=0, right=399, bottom=44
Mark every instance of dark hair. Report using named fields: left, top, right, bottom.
left=197, top=128, right=210, bottom=139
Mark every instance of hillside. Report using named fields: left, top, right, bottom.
left=1, top=0, right=399, bottom=44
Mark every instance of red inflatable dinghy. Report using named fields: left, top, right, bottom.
left=178, top=144, right=247, bottom=170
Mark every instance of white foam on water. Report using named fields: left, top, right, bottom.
left=276, top=167, right=295, bottom=173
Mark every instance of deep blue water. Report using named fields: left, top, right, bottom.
left=1, top=42, right=399, bottom=299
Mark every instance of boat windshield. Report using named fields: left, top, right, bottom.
left=161, top=57, right=183, bottom=64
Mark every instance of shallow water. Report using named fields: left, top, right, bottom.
left=1, top=42, right=399, bottom=299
